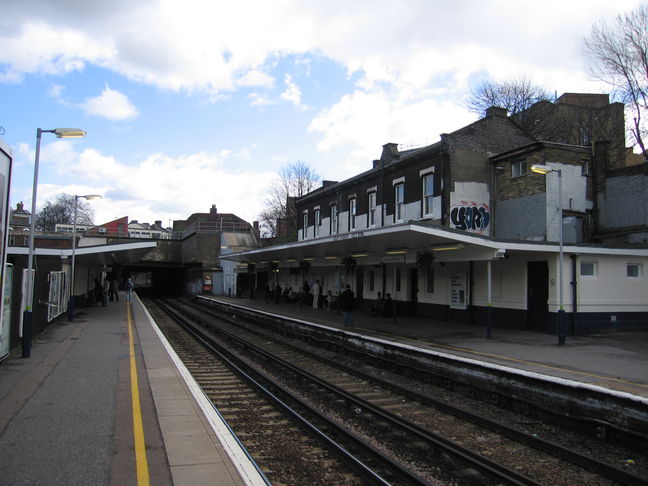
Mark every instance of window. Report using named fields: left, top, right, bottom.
left=627, top=263, right=641, bottom=278
left=580, top=125, right=590, bottom=146
left=368, top=191, right=377, bottom=227
left=369, top=270, right=375, bottom=292
left=580, top=261, right=596, bottom=277
left=512, top=160, right=527, bottom=178
left=582, top=159, right=591, bottom=176
left=394, top=183, right=404, bottom=221
left=349, top=197, right=356, bottom=230
left=422, top=174, right=433, bottom=216
left=395, top=268, right=401, bottom=292
left=426, top=268, right=434, bottom=294
left=330, top=204, right=338, bottom=234
left=302, top=211, right=308, bottom=239
left=314, top=208, right=321, bottom=237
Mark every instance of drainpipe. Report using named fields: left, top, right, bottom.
left=571, top=254, right=578, bottom=335
left=380, top=158, right=385, bottom=227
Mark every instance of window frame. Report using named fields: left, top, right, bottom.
left=313, top=208, right=321, bottom=237
left=394, top=183, right=404, bottom=222
left=579, top=260, right=597, bottom=278
left=330, top=203, right=338, bottom=234
left=367, top=191, right=377, bottom=227
left=511, top=160, right=527, bottom=178
left=627, top=262, right=642, bottom=278
left=302, top=211, right=308, bottom=239
left=348, top=197, right=357, bottom=231
left=422, top=174, right=433, bottom=217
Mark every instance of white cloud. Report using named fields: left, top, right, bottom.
left=308, top=87, right=476, bottom=173
left=81, top=84, right=138, bottom=120
left=36, top=141, right=272, bottom=226
left=281, top=75, right=309, bottom=110
left=249, top=92, right=274, bottom=107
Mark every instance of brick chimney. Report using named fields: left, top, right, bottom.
left=380, top=143, right=400, bottom=166
left=210, top=204, right=218, bottom=216
left=485, top=106, right=508, bottom=118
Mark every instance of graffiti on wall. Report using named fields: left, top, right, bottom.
left=450, top=201, right=491, bottom=233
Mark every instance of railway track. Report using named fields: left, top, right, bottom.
left=146, top=297, right=648, bottom=485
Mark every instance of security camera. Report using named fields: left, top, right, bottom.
left=495, top=249, right=506, bottom=259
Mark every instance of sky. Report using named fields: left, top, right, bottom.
left=0, top=0, right=642, bottom=229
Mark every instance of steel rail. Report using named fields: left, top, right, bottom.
left=173, top=299, right=544, bottom=486
left=156, top=299, right=430, bottom=486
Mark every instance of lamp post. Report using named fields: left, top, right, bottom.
left=531, top=164, right=565, bottom=345
left=68, top=194, right=102, bottom=321
left=22, top=128, right=86, bottom=358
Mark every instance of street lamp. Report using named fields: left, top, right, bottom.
left=530, top=164, right=565, bottom=345
left=68, top=194, right=102, bottom=321
left=22, top=128, right=86, bottom=358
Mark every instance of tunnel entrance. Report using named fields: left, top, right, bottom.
left=123, top=264, right=184, bottom=297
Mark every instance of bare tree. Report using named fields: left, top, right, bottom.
left=467, top=77, right=551, bottom=117
left=259, top=161, right=320, bottom=239
left=584, top=4, right=648, bottom=157
left=36, top=193, right=95, bottom=231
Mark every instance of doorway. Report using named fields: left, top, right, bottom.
left=408, top=268, right=418, bottom=315
left=355, top=267, right=364, bottom=309
left=527, top=261, right=548, bottom=331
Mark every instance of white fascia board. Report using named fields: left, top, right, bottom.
left=222, top=222, right=648, bottom=261
left=7, top=241, right=157, bottom=257
left=69, top=241, right=156, bottom=256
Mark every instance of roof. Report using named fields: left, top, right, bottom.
left=8, top=241, right=157, bottom=267
left=220, top=222, right=648, bottom=265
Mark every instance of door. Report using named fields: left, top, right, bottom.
left=527, top=261, right=548, bottom=331
left=355, top=267, right=364, bottom=308
left=408, top=268, right=418, bottom=315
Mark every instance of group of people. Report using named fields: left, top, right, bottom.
left=93, top=276, right=135, bottom=305
left=264, top=280, right=337, bottom=309
left=262, top=279, right=358, bottom=328
left=370, top=291, right=393, bottom=318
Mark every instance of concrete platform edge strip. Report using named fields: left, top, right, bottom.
left=202, top=296, right=648, bottom=406
left=137, top=298, right=268, bottom=486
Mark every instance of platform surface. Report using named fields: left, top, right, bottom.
left=0, top=293, right=260, bottom=486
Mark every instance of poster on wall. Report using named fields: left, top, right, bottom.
left=1, top=265, right=13, bottom=361
left=0, top=141, right=12, bottom=361
left=202, top=273, right=213, bottom=293
left=450, top=268, right=467, bottom=310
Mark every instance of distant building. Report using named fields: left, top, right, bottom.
left=8, top=202, right=30, bottom=231
left=128, top=220, right=172, bottom=239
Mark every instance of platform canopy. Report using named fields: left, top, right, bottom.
left=9, top=241, right=157, bottom=267
left=220, top=221, right=648, bottom=267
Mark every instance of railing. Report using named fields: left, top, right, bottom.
left=174, top=221, right=254, bottom=239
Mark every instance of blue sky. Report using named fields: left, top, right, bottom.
left=0, top=0, right=641, bottom=227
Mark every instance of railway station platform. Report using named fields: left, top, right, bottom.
left=208, top=295, right=648, bottom=399
left=0, top=294, right=265, bottom=486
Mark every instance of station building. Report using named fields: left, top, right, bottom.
left=223, top=93, right=648, bottom=335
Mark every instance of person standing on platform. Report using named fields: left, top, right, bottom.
left=126, top=277, right=134, bottom=302
left=109, top=278, right=119, bottom=302
left=341, top=285, right=355, bottom=327
left=312, top=280, right=320, bottom=309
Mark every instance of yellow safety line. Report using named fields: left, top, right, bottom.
left=128, top=302, right=150, bottom=486
left=421, top=340, right=648, bottom=390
